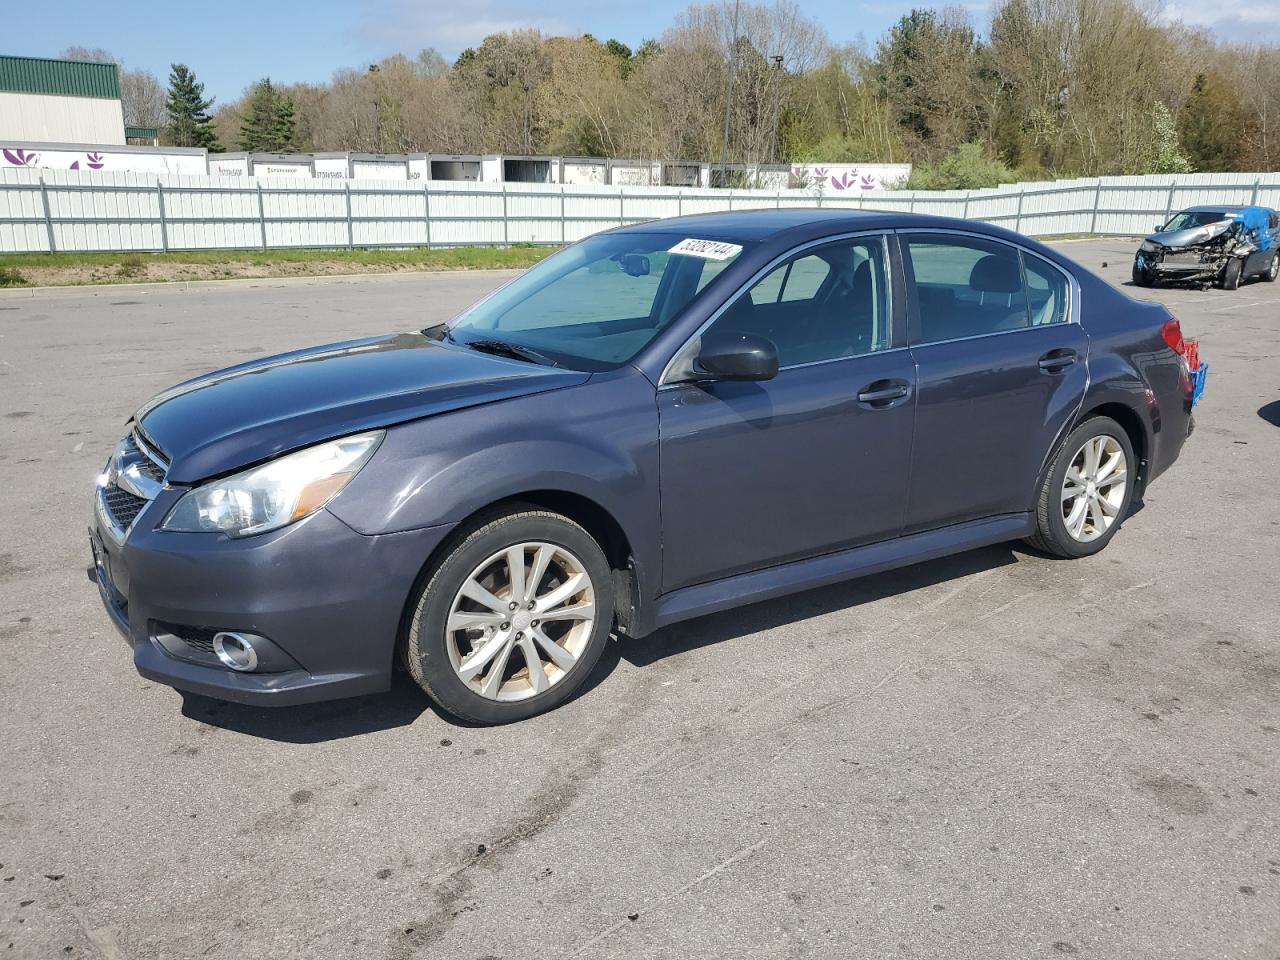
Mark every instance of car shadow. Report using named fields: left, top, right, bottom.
left=181, top=542, right=1032, bottom=743
left=1259, top=400, right=1280, bottom=427
left=179, top=672, right=437, bottom=743
left=614, top=544, right=1019, bottom=670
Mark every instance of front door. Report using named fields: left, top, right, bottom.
left=900, top=232, right=1089, bottom=533
left=658, top=235, right=916, bottom=593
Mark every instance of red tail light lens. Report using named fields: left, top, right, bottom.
left=1161, top=318, right=1185, bottom=356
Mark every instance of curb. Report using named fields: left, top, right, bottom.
left=0, top=267, right=525, bottom=301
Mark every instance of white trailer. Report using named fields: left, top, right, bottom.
left=609, top=159, right=662, bottom=186
left=0, top=140, right=207, bottom=175
left=500, top=156, right=560, bottom=184
left=312, top=153, right=350, bottom=179
left=428, top=155, right=483, bottom=182
left=561, top=157, right=608, bottom=185
left=661, top=161, right=705, bottom=188
left=246, top=153, right=314, bottom=178
left=351, top=154, right=410, bottom=180
left=207, top=153, right=249, bottom=177
left=790, top=162, right=912, bottom=192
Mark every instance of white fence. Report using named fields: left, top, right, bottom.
left=2, top=168, right=1279, bottom=254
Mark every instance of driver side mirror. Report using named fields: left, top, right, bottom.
left=1155, top=223, right=1165, bottom=233
left=691, top=330, right=779, bottom=382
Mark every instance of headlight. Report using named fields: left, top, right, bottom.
left=1139, top=241, right=1157, bottom=253
left=161, top=430, right=383, bottom=537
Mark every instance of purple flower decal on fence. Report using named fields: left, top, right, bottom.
left=2, top=148, right=39, bottom=167
left=859, top=175, right=877, bottom=190
left=69, top=153, right=105, bottom=171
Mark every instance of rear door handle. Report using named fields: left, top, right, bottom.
left=857, top=380, right=911, bottom=407
left=1038, top=349, right=1078, bottom=372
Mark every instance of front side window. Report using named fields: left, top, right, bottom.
left=703, top=237, right=890, bottom=367
left=441, top=232, right=747, bottom=370
left=906, top=236, right=1030, bottom=344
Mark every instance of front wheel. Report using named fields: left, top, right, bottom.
left=1026, top=417, right=1136, bottom=559
left=1131, top=262, right=1152, bottom=287
left=403, top=508, right=614, bottom=724
left=1220, top=257, right=1243, bottom=290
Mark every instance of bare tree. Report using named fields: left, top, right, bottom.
left=61, top=47, right=165, bottom=131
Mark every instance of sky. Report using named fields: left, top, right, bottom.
left=7, top=0, right=1279, bottom=104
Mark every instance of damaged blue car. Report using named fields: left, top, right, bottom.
left=1133, top=204, right=1279, bottom=289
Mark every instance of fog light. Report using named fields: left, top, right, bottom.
left=212, top=632, right=259, bottom=672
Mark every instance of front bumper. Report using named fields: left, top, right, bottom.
left=89, top=501, right=451, bottom=706
left=1135, top=250, right=1225, bottom=282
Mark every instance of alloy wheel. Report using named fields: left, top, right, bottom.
left=1061, top=435, right=1128, bottom=542
left=445, top=542, right=596, bottom=701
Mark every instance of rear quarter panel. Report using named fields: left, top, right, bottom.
left=1073, top=270, right=1191, bottom=488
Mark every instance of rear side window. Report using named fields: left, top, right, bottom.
left=906, top=236, right=1028, bottom=344
left=1023, top=254, right=1070, bottom=326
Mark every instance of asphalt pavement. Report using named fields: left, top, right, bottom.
left=1, top=241, right=1278, bottom=959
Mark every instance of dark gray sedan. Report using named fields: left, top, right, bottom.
left=90, top=210, right=1199, bottom=724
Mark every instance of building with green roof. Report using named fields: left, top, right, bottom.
left=0, top=55, right=126, bottom=145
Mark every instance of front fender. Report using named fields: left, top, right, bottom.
left=326, top=370, right=661, bottom=590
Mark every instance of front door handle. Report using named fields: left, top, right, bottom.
left=857, top=380, right=911, bottom=407
left=1038, top=349, right=1078, bottom=373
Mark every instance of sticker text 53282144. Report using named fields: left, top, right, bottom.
left=668, top=238, right=744, bottom=261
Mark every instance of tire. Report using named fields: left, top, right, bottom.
left=1263, top=252, right=1279, bottom=283
left=1025, top=416, right=1136, bottom=559
left=1131, top=262, right=1151, bottom=287
left=403, top=507, right=614, bottom=724
left=1220, top=257, right=1242, bottom=290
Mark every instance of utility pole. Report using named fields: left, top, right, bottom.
left=719, top=0, right=741, bottom=188
left=768, top=55, right=784, bottom=165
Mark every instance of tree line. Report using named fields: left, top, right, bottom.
left=63, top=0, right=1280, bottom=189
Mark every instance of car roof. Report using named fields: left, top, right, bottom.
left=1180, top=205, right=1246, bottom=214
left=610, top=208, right=1018, bottom=244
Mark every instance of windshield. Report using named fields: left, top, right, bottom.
left=1162, top=210, right=1233, bottom=232
left=438, top=232, right=747, bottom=370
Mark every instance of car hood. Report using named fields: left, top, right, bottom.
left=136, top=333, right=590, bottom=483
left=1146, top=219, right=1234, bottom=248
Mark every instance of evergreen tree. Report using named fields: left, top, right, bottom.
left=238, top=79, right=297, bottom=152
left=165, top=63, right=222, bottom=151
left=1178, top=72, right=1244, bottom=172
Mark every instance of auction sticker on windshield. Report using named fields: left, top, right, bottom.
left=668, top=238, right=744, bottom=261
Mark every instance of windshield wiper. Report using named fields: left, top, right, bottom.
left=462, top=338, right=556, bottom=367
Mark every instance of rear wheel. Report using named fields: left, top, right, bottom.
left=1220, top=257, right=1243, bottom=290
left=1263, top=252, right=1279, bottom=283
left=403, top=508, right=614, bottom=724
left=1026, top=417, right=1135, bottom=559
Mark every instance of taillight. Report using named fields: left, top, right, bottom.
left=1161, top=318, right=1186, bottom=356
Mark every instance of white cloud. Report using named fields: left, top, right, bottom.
left=355, top=0, right=568, bottom=55
left=1162, top=0, right=1280, bottom=43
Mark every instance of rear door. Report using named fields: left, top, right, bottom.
left=900, top=231, right=1088, bottom=533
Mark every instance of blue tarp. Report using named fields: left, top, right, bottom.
left=1232, top=206, right=1275, bottom=252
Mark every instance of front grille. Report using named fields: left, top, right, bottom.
left=122, top=432, right=167, bottom=482
left=101, top=484, right=148, bottom=530
left=160, top=623, right=218, bottom=655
